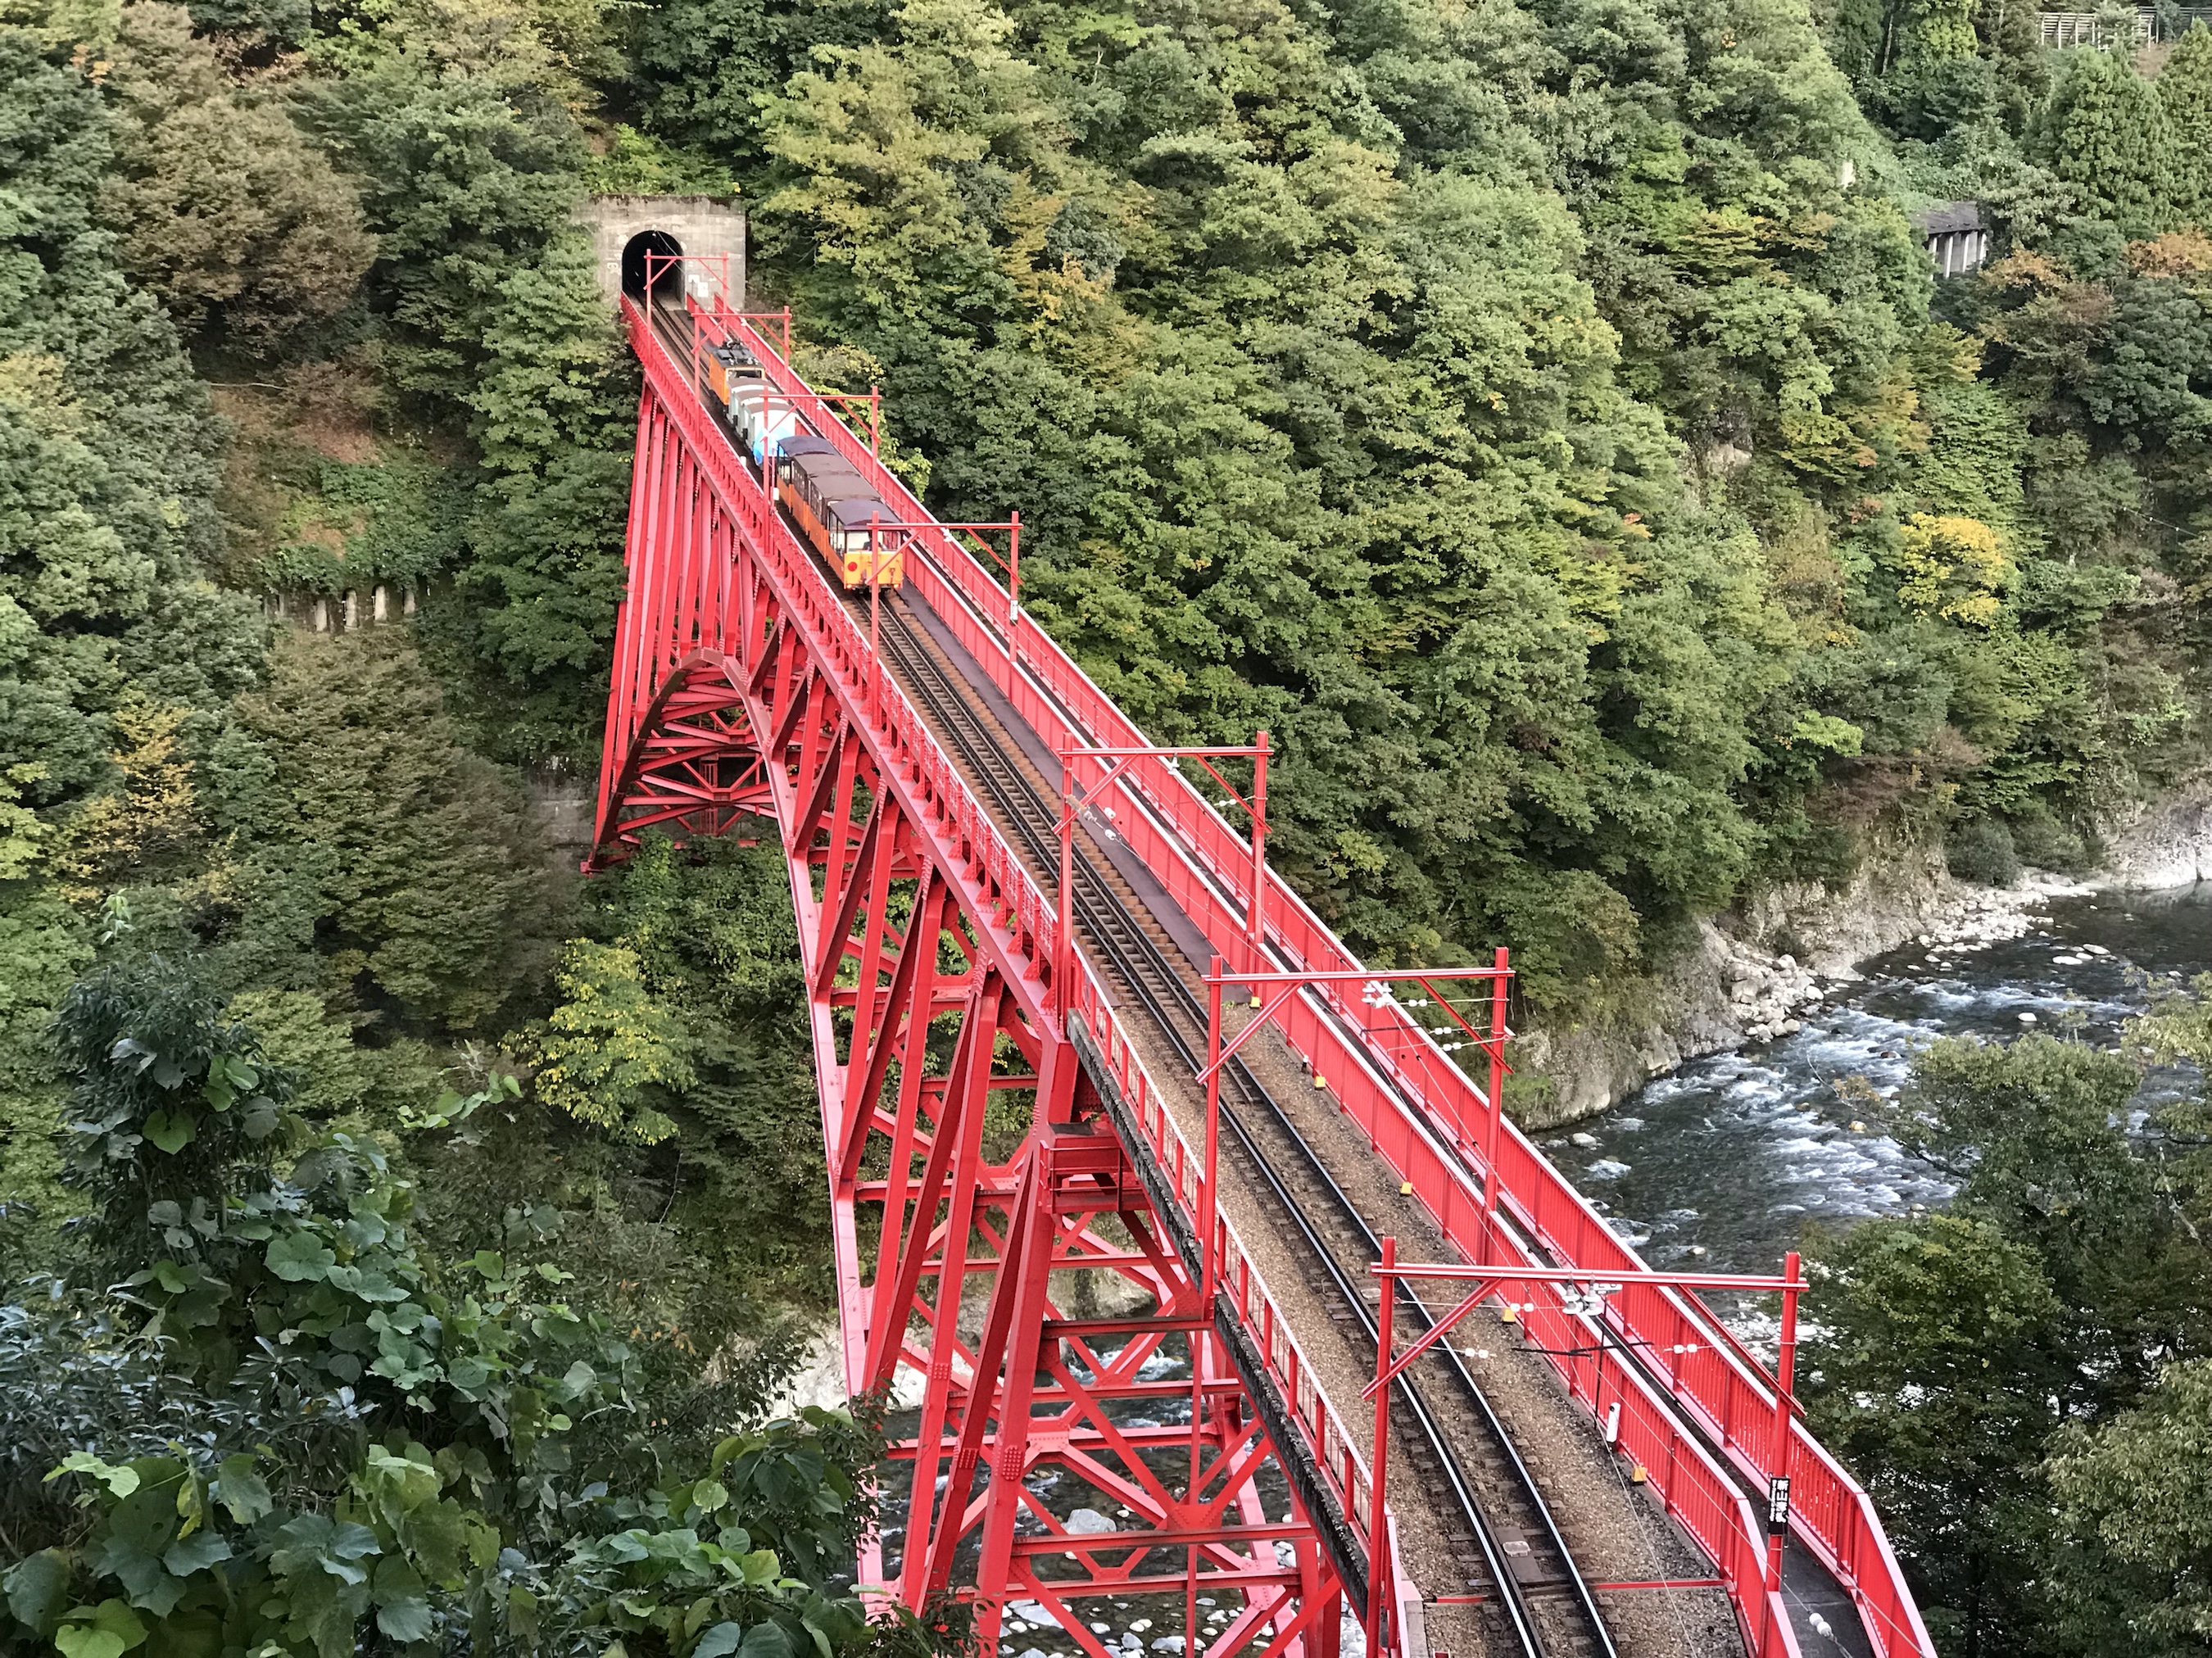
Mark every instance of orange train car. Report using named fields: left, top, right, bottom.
left=775, top=437, right=905, bottom=590
left=702, top=338, right=759, bottom=406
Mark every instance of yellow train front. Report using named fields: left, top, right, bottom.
left=775, top=437, right=906, bottom=590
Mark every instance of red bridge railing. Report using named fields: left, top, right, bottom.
left=655, top=288, right=1933, bottom=1658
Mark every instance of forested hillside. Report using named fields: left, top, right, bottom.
left=0, top=0, right=2210, bottom=1647
left=701, top=0, right=2212, bottom=1014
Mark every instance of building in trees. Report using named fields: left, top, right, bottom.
left=1913, top=200, right=1992, bottom=275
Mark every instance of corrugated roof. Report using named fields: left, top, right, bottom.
left=1911, top=200, right=1983, bottom=236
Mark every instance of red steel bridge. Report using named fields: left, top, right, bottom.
left=587, top=250, right=1936, bottom=1658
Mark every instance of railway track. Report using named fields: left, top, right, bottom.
left=639, top=283, right=1875, bottom=1658
left=867, top=585, right=1616, bottom=1658
left=644, top=289, right=1620, bottom=1658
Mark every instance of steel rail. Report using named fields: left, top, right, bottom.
left=624, top=279, right=1897, bottom=1658
left=649, top=288, right=1610, bottom=1658
left=871, top=589, right=1615, bottom=1658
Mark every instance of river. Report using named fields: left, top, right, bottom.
left=1562, top=880, right=2212, bottom=1284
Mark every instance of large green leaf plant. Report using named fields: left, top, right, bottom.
left=0, top=954, right=950, bottom=1658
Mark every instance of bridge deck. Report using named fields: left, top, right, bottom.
left=612, top=286, right=1925, bottom=1658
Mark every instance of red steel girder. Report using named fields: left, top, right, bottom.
left=589, top=297, right=1349, bottom=1658
left=590, top=269, right=1942, bottom=1658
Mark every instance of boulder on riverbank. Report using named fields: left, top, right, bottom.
left=1516, top=834, right=2095, bottom=1128
left=2101, top=789, right=2212, bottom=890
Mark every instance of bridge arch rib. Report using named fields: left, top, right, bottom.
left=592, top=273, right=1938, bottom=1658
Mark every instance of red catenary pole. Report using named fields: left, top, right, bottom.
left=1764, top=1249, right=1803, bottom=1656
left=1006, top=510, right=1022, bottom=694
left=1058, top=750, right=1077, bottom=1016
left=1367, top=1234, right=1397, bottom=1658
left=868, top=531, right=884, bottom=718
left=1248, top=732, right=1269, bottom=978
left=1484, top=944, right=1509, bottom=1245
left=1203, top=973, right=1223, bottom=1302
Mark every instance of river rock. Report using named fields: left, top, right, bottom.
left=2102, top=790, right=2212, bottom=888
left=1514, top=831, right=2098, bottom=1128
left=758, top=1321, right=927, bottom=1415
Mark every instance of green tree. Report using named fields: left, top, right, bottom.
left=1898, top=1034, right=2179, bottom=1374
left=632, top=0, right=896, bottom=169
left=1907, top=0, right=1979, bottom=60
left=289, top=23, right=637, bottom=763
left=100, top=4, right=375, bottom=356
left=509, top=940, right=696, bottom=1144
left=182, top=0, right=308, bottom=42
left=0, top=19, right=264, bottom=1248
left=1916, top=376, right=2031, bottom=532
left=2036, top=49, right=2177, bottom=239
left=2161, top=25, right=2212, bottom=230
left=218, top=628, right=546, bottom=1031
left=301, top=63, right=581, bottom=399
left=455, top=229, right=635, bottom=750
left=1803, top=1212, right=2066, bottom=1655
left=577, top=835, right=827, bottom=1292
left=744, top=0, right=1844, bottom=1003
left=2044, top=1358, right=2212, bottom=1656
left=1806, top=1019, right=2212, bottom=1656
left=0, top=951, right=938, bottom=1658
left=0, top=68, right=256, bottom=813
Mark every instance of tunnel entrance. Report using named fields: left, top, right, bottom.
left=621, top=230, right=685, bottom=302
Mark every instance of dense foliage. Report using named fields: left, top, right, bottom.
left=1, top=0, right=2211, bottom=1649
left=0, top=952, right=942, bottom=1657
left=664, top=0, right=2212, bottom=1014
left=1805, top=1002, right=2212, bottom=1657
left=0, top=4, right=869, bottom=1649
